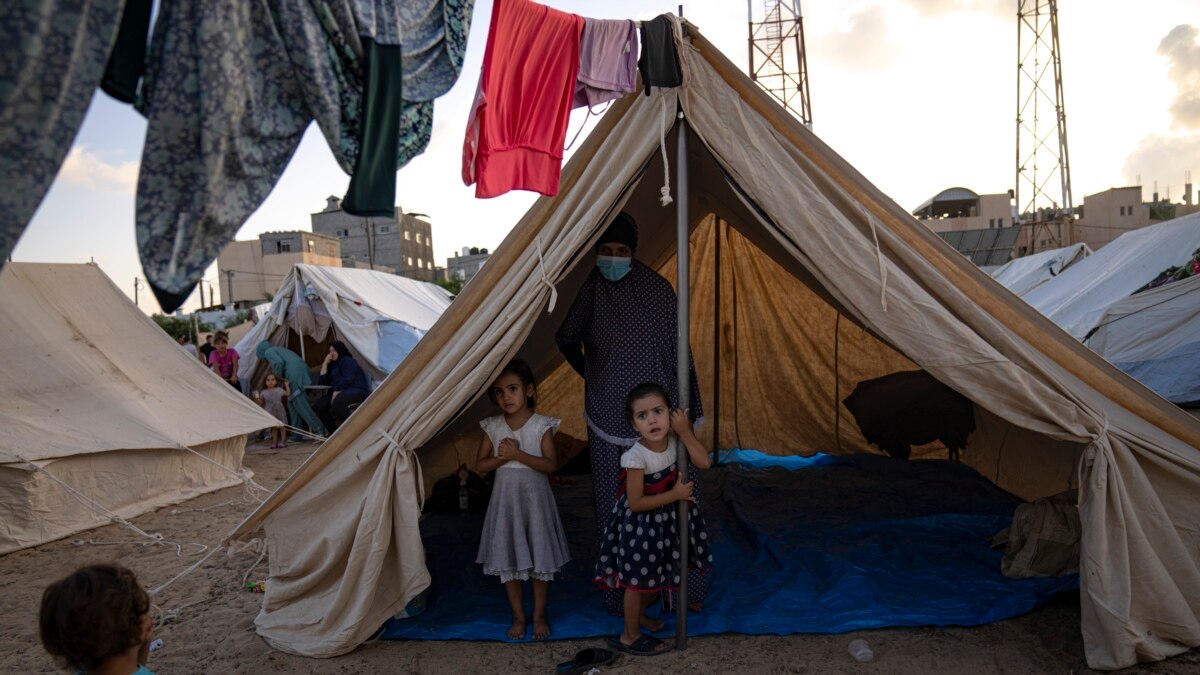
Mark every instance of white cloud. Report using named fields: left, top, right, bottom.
left=1122, top=25, right=1200, bottom=194
left=813, top=6, right=897, bottom=72
left=1122, top=133, right=1200, bottom=192
left=902, top=0, right=1009, bottom=17
left=58, top=146, right=139, bottom=193
left=1158, top=24, right=1200, bottom=130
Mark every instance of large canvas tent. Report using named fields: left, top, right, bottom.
left=234, top=264, right=453, bottom=387
left=989, top=242, right=1091, bottom=297
left=1022, top=213, right=1200, bottom=338
left=1087, top=273, right=1200, bottom=405
left=0, top=263, right=278, bottom=555
left=228, top=27, right=1200, bottom=670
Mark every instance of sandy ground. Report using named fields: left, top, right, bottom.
left=3, top=440, right=1198, bottom=675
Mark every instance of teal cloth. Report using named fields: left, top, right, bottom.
left=342, top=38, right=403, bottom=217
left=256, top=343, right=326, bottom=436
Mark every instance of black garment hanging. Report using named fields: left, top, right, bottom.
left=637, top=14, right=681, bottom=96
left=342, top=38, right=404, bottom=217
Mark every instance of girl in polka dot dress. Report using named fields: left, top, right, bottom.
left=595, top=383, right=713, bottom=655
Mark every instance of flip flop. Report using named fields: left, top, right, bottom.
left=607, top=634, right=673, bottom=657
left=555, top=647, right=617, bottom=674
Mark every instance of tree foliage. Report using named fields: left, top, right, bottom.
left=151, top=315, right=213, bottom=342
left=435, top=276, right=464, bottom=296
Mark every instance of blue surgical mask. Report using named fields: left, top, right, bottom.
left=597, top=255, right=632, bottom=282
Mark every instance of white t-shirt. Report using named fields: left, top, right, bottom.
left=619, top=437, right=678, bottom=475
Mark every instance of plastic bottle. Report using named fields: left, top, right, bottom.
left=848, top=638, right=873, bottom=663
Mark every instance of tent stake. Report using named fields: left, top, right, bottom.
left=674, top=110, right=690, bottom=651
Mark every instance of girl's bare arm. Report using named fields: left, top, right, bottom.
left=627, top=469, right=691, bottom=512
left=474, top=434, right=505, bottom=474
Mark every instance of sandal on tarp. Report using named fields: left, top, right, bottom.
left=606, top=634, right=673, bottom=656
left=555, top=647, right=617, bottom=673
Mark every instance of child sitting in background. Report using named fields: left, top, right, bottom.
left=39, top=564, right=155, bottom=674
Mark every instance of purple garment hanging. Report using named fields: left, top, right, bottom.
left=573, top=18, right=638, bottom=110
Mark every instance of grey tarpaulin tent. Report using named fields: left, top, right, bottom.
left=227, top=25, right=1200, bottom=670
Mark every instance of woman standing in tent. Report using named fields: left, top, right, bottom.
left=255, top=342, right=327, bottom=439
left=555, top=212, right=706, bottom=617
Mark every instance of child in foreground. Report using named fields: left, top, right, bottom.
left=39, top=563, right=155, bottom=674
left=595, top=383, right=713, bottom=656
left=474, top=359, right=571, bottom=640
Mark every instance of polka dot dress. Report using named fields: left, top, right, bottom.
left=593, top=465, right=712, bottom=593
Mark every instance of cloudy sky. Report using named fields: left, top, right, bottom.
left=12, top=0, right=1200, bottom=313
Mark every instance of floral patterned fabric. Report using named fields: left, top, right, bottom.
left=0, top=0, right=125, bottom=271
left=135, top=0, right=473, bottom=311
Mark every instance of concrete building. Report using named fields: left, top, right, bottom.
left=217, top=231, right=342, bottom=306
left=310, top=196, right=436, bottom=281
left=1072, top=186, right=1153, bottom=250
left=912, top=188, right=1014, bottom=233
left=447, top=246, right=491, bottom=283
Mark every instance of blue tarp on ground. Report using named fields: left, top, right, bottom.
left=383, top=451, right=1079, bottom=642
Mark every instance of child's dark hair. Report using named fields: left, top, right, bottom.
left=39, top=564, right=150, bottom=673
left=490, top=358, right=537, bottom=410
left=625, top=382, right=671, bottom=425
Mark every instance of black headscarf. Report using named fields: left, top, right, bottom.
left=331, top=340, right=351, bottom=359
left=596, top=212, right=638, bottom=253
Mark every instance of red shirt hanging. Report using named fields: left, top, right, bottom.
left=462, top=0, right=583, bottom=199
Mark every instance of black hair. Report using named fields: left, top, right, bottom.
left=39, top=564, right=150, bottom=673
left=624, top=382, right=671, bottom=425
left=490, top=359, right=537, bottom=410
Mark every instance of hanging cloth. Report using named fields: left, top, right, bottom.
left=638, top=14, right=682, bottom=96
left=134, top=0, right=473, bottom=311
left=573, top=18, right=638, bottom=111
left=462, top=0, right=583, bottom=199
left=0, top=0, right=126, bottom=271
left=342, top=0, right=474, bottom=216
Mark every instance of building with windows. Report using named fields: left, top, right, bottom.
left=447, top=246, right=491, bottom=283
left=217, top=231, right=342, bottom=306
left=912, top=188, right=1014, bottom=232
left=310, top=196, right=436, bottom=281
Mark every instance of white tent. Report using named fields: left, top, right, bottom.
left=225, top=26, right=1200, bottom=670
left=1023, top=213, right=1200, bottom=338
left=1087, top=274, right=1200, bottom=405
left=234, top=264, right=453, bottom=386
left=989, top=243, right=1091, bottom=297
left=0, top=263, right=278, bottom=555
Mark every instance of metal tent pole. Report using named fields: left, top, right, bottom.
left=674, top=111, right=690, bottom=650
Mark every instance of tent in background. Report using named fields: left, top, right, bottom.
left=989, top=243, right=1091, bottom=297
left=1022, top=213, right=1200, bottom=338
left=226, top=25, right=1200, bottom=670
left=0, top=263, right=278, bottom=555
left=234, top=264, right=453, bottom=388
left=1087, top=273, right=1200, bottom=405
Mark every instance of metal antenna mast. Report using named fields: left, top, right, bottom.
left=748, top=1, right=812, bottom=128
left=1015, top=0, right=1072, bottom=234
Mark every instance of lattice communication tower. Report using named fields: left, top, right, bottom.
left=748, top=1, right=812, bottom=128
left=1015, top=0, right=1072, bottom=224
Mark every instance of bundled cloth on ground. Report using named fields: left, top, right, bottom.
left=228, top=22, right=1200, bottom=670
left=0, top=263, right=278, bottom=554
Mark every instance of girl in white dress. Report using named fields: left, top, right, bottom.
left=475, top=359, right=571, bottom=640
